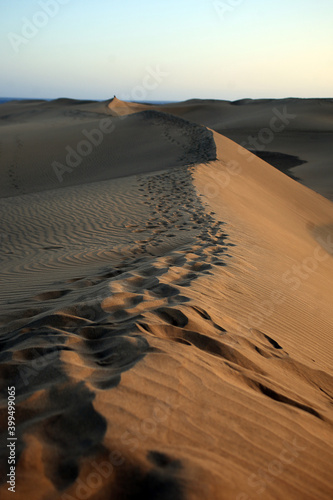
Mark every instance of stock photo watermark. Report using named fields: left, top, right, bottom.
left=244, top=231, right=332, bottom=333
left=236, top=437, right=306, bottom=499
left=238, top=106, right=297, bottom=158
left=213, top=0, right=245, bottom=20
left=8, top=0, right=71, bottom=53
left=7, top=386, right=17, bottom=493
left=203, top=159, right=242, bottom=198
left=203, top=105, right=297, bottom=197
left=121, top=65, right=169, bottom=102
left=52, top=118, right=115, bottom=182
left=51, top=64, right=169, bottom=183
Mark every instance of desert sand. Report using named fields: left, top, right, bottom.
left=109, top=97, right=333, bottom=201
left=0, top=97, right=332, bottom=500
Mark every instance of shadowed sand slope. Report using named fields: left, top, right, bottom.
left=0, top=99, right=333, bottom=500
left=0, top=99, right=215, bottom=197
left=118, top=97, right=333, bottom=200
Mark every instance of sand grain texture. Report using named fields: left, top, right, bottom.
left=132, top=97, right=333, bottom=201
left=0, top=98, right=332, bottom=500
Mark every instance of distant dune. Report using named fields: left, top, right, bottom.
left=0, top=97, right=332, bottom=500
left=0, top=99, right=215, bottom=197
left=110, top=96, right=333, bottom=199
left=154, top=98, right=333, bottom=201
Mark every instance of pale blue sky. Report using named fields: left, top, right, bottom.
left=0, top=0, right=332, bottom=100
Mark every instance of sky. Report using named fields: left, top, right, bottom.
left=0, top=0, right=332, bottom=101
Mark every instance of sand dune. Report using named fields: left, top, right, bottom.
left=130, top=97, right=333, bottom=201
left=0, top=99, right=215, bottom=197
left=0, top=98, right=332, bottom=500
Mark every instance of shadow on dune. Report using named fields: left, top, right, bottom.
left=0, top=150, right=231, bottom=496
left=249, top=150, right=306, bottom=181
left=110, top=451, right=184, bottom=500
left=0, top=355, right=108, bottom=491
left=0, top=103, right=217, bottom=197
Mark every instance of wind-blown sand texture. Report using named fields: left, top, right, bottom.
left=109, top=97, right=333, bottom=201
left=0, top=97, right=332, bottom=500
